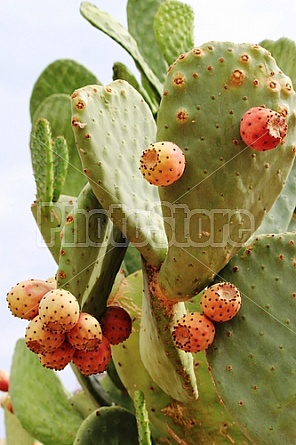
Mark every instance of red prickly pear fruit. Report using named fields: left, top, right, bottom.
left=172, top=312, right=215, bottom=353
left=67, top=312, right=102, bottom=351
left=38, top=289, right=80, bottom=333
left=0, top=370, right=9, bottom=392
left=25, top=316, right=65, bottom=354
left=72, top=335, right=111, bottom=376
left=38, top=340, right=75, bottom=371
left=139, top=141, right=185, bottom=186
left=6, top=278, right=56, bottom=320
left=240, top=106, right=288, bottom=151
left=200, top=282, right=241, bottom=322
left=99, top=305, right=132, bottom=345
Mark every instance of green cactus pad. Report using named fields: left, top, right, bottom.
left=31, top=194, right=75, bottom=264
left=80, top=2, right=162, bottom=100
left=69, top=390, right=99, bottom=419
left=140, top=262, right=198, bottom=403
left=255, top=159, right=296, bottom=235
left=260, top=37, right=296, bottom=88
left=32, top=93, right=86, bottom=197
left=9, top=339, right=83, bottom=445
left=30, top=59, right=99, bottom=121
left=4, top=407, right=36, bottom=445
left=57, top=183, right=126, bottom=317
left=288, top=212, right=296, bottom=231
left=73, top=406, right=138, bottom=445
left=156, top=41, right=296, bottom=300
left=71, top=80, right=167, bottom=267
left=112, top=61, right=158, bottom=115
left=154, top=0, right=195, bottom=65
left=52, top=135, right=69, bottom=202
left=111, top=270, right=250, bottom=444
left=207, top=232, right=296, bottom=444
left=30, top=118, right=53, bottom=206
left=133, top=391, right=151, bottom=445
left=127, top=0, right=167, bottom=84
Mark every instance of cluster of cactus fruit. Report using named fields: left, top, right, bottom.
left=6, top=278, right=132, bottom=374
left=3, top=1, right=296, bottom=444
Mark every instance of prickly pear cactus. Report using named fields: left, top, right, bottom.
left=156, top=41, right=296, bottom=300
left=5, top=2, right=296, bottom=445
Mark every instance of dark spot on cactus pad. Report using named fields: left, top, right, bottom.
left=240, top=53, right=250, bottom=63
left=226, top=365, right=232, bottom=371
left=219, top=57, right=225, bottom=63
left=71, top=117, right=87, bottom=129
left=58, top=271, right=66, bottom=279
left=207, top=65, right=213, bottom=71
left=192, top=72, right=198, bottom=79
left=192, top=48, right=204, bottom=57
left=176, top=109, right=189, bottom=123
left=66, top=215, right=74, bottom=224
left=75, top=100, right=85, bottom=110
left=173, top=73, right=185, bottom=86
left=229, top=69, right=245, bottom=86
left=253, top=79, right=260, bottom=87
left=238, top=401, right=244, bottom=407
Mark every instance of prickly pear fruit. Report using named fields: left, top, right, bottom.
left=99, top=306, right=132, bottom=345
left=139, top=141, right=185, bottom=186
left=25, top=316, right=65, bottom=354
left=172, top=312, right=215, bottom=353
left=200, top=282, right=241, bottom=322
left=39, top=289, right=80, bottom=333
left=0, top=370, right=9, bottom=392
left=67, top=312, right=102, bottom=351
left=72, top=335, right=111, bottom=375
left=38, top=340, right=75, bottom=371
left=6, top=278, right=56, bottom=320
left=240, top=106, right=288, bottom=151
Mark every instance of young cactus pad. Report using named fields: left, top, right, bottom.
left=71, top=80, right=167, bottom=267
left=156, top=41, right=296, bottom=300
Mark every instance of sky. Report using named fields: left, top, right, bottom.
left=1, top=0, right=296, bottom=439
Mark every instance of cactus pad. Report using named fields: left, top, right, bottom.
left=207, top=232, right=296, bottom=444
left=73, top=406, right=138, bottom=444
left=156, top=41, right=296, bottom=300
left=71, top=80, right=167, bottom=267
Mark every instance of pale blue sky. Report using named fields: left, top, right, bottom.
left=1, top=0, right=296, bottom=439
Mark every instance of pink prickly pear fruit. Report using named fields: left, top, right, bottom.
left=25, top=316, right=65, bottom=354
left=200, top=282, right=241, bottom=322
left=67, top=312, right=102, bottom=351
left=0, top=370, right=9, bottom=392
left=99, top=305, right=132, bottom=345
left=38, top=340, right=75, bottom=371
left=39, top=288, right=80, bottom=333
left=72, top=335, right=111, bottom=376
left=6, top=278, right=56, bottom=320
left=139, top=141, right=185, bottom=186
left=172, top=312, right=215, bottom=353
left=240, top=106, right=288, bottom=151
